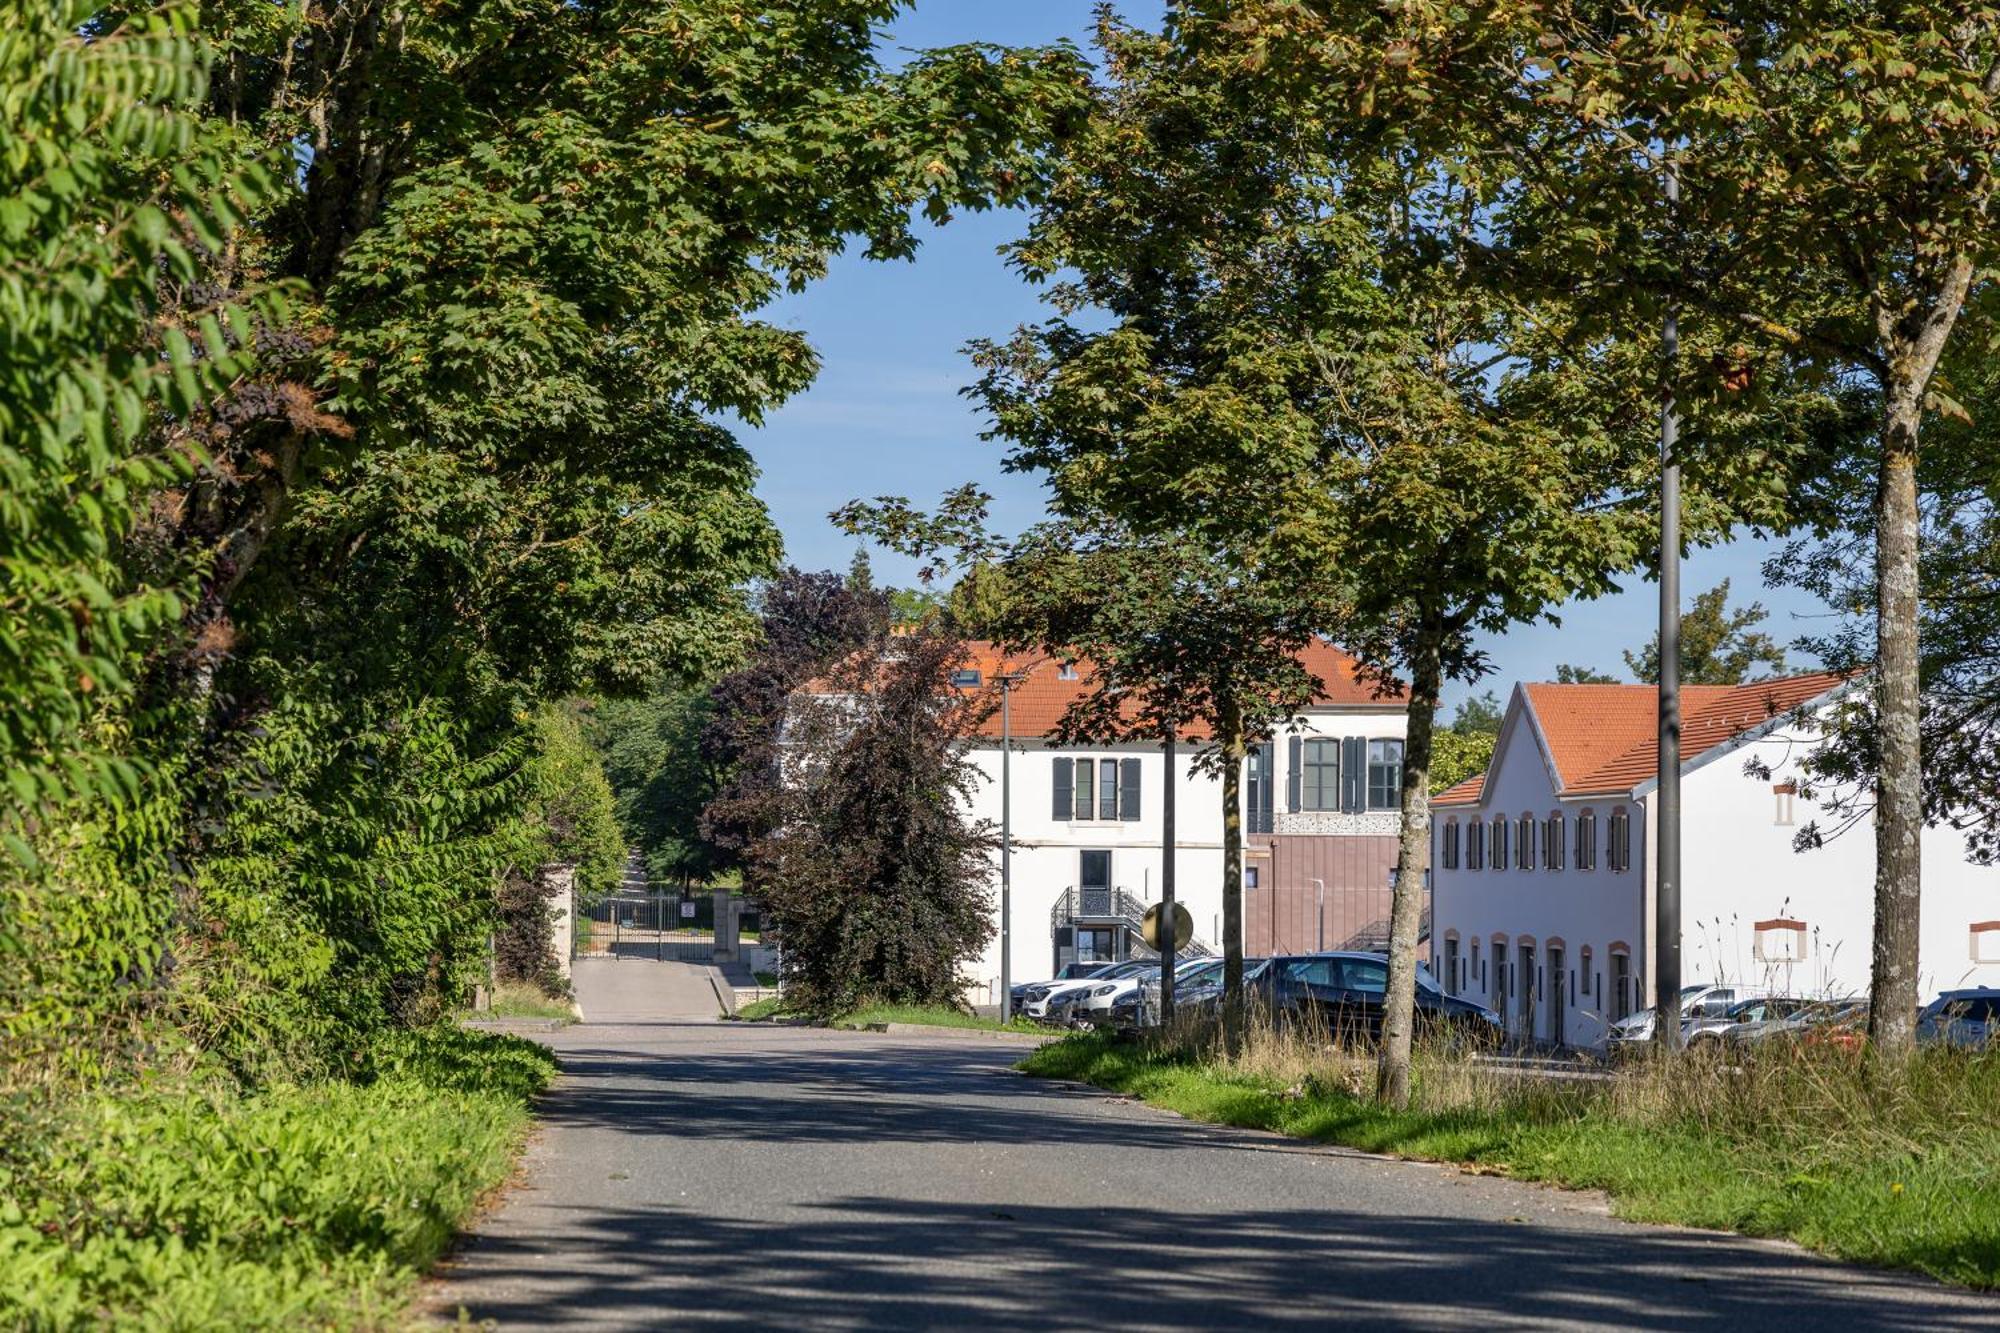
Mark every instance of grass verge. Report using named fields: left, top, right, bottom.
left=1021, top=1029, right=2000, bottom=1290
left=729, top=997, right=1044, bottom=1034
left=0, top=1027, right=557, bottom=1328
left=460, top=980, right=576, bottom=1024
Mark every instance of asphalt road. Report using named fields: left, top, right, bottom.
left=429, top=959, right=1997, bottom=1330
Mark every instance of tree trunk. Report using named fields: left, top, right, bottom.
left=1218, top=706, right=1246, bottom=1060
left=1868, top=389, right=1924, bottom=1057
left=1377, top=619, right=1443, bottom=1108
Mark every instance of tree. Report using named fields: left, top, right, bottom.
left=1429, top=731, right=1497, bottom=796
left=592, top=684, right=727, bottom=887
left=758, top=626, right=996, bottom=1017
left=1284, top=0, right=2000, bottom=1056
left=960, top=12, right=1683, bottom=1105
left=1625, top=580, right=1788, bottom=685
left=700, top=569, right=892, bottom=885
left=1449, top=692, right=1503, bottom=736
left=0, top=2, right=278, bottom=840
left=1556, top=664, right=1619, bottom=685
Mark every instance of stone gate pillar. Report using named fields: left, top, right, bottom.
left=712, top=887, right=739, bottom=962
left=542, top=862, right=577, bottom=981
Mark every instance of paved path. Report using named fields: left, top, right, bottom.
left=430, top=962, right=1998, bottom=1330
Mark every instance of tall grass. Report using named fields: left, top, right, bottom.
left=1024, top=1016, right=2000, bottom=1288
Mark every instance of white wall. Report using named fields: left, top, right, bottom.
left=957, top=704, right=1406, bottom=996
left=1675, top=718, right=2000, bottom=1007
left=1437, top=690, right=2000, bottom=1051
left=1430, top=705, right=1647, bottom=1050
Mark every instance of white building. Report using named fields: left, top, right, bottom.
left=952, top=641, right=1411, bottom=1000
left=1430, top=673, right=2000, bottom=1049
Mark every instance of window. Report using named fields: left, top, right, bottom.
left=1301, top=738, right=1340, bottom=810
left=1575, top=810, right=1597, bottom=870
left=1491, top=816, right=1510, bottom=870
left=1579, top=947, right=1592, bottom=998
left=1543, top=813, right=1565, bottom=871
left=1975, top=921, right=2000, bottom=964
left=1441, top=819, right=1461, bottom=870
left=1773, top=781, right=1796, bottom=825
left=1073, top=758, right=1095, bottom=821
left=1367, top=739, right=1404, bottom=809
left=1753, top=917, right=1807, bottom=963
left=950, top=668, right=982, bottom=688
left=1608, top=807, right=1631, bottom=872
left=1098, top=759, right=1120, bottom=820
left=1282, top=958, right=1336, bottom=986
left=1466, top=816, right=1485, bottom=870
left=1338, top=957, right=1389, bottom=993
left=1517, top=813, right=1535, bottom=870
left=1611, top=951, right=1632, bottom=1021
left=1057, top=661, right=1078, bottom=681
left=1443, top=937, right=1460, bottom=996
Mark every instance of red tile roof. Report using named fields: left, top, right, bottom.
left=949, top=639, right=1403, bottom=741
left=1433, top=773, right=1485, bottom=807
left=1518, top=671, right=1854, bottom=799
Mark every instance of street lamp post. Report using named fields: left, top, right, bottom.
left=1159, top=733, right=1176, bottom=1025
left=1656, top=158, right=1685, bottom=1052
left=999, top=673, right=1016, bottom=1023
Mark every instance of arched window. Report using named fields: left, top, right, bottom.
left=1517, top=813, right=1535, bottom=870
left=1575, top=809, right=1597, bottom=871
left=1609, top=946, right=1633, bottom=1021
left=1543, top=812, right=1565, bottom=870
left=1466, top=816, right=1485, bottom=870
left=1471, top=937, right=1484, bottom=992
left=1441, top=818, right=1461, bottom=870
left=1608, top=807, right=1632, bottom=872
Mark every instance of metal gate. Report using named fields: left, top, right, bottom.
left=580, top=889, right=718, bottom=961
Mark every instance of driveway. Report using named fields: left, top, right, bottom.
left=429, top=959, right=1997, bottom=1329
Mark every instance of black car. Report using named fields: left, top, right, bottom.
left=1187, top=952, right=1502, bottom=1045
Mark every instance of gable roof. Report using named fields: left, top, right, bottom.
left=1504, top=671, right=1852, bottom=801
left=958, top=638, right=1404, bottom=742
left=1435, top=671, right=1854, bottom=808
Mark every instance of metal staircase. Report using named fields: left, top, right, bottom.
left=1049, top=886, right=1216, bottom=960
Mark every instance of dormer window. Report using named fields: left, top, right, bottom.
left=1058, top=661, right=1078, bottom=681
left=950, top=669, right=982, bottom=689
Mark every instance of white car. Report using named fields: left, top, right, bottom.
left=1023, top=960, right=1154, bottom=1020
left=1073, top=957, right=1220, bottom=1026
left=1607, top=983, right=1767, bottom=1049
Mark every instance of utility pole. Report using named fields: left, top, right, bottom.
left=1655, top=156, right=1685, bottom=1052
left=998, top=671, right=1020, bottom=1022
left=1160, top=733, right=1176, bottom=1025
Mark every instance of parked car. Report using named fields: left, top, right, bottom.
left=1183, top=952, right=1501, bottom=1046
left=1689, top=995, right=1818, bottom=1046
left=1022, top=959, right=1155, bottom=1021
left=1918, top=989, right=2000, bottom=1049
left=1721, top=998, right=1861, bottom=1046
left=1012, top=961, right=1115, bottom=1012
left=1105, top=958, right=1227, bottom=1029
left=1800, top=1001, right=1871, bottom=1053
left=1607, top=984, right=1765, bottom=1051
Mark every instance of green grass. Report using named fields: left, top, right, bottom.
left=466, top=981, right=576, bottom=1023
left=729, top=997, right=1043, bottom=1034
left=840, top=1003, right=1044, bottom=1034
left=0, top=1028, right=557, bottom=1328
left=1021, top=1031, right=2000, bottom=1290
left=753, top=971, right=780, bottom=988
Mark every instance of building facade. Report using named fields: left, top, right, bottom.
left=951, top=641, right=1414, bottom=1000
left=1430, top=674, right=2000, bottom=1050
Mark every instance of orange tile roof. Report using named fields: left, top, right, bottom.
left=1434, top=773, right=1485, bottom=806
left=1524, top=670, right=1854, bottom=798
left=950, top=638, right=1402, bottom=742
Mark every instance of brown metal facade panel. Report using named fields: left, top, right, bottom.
left=1245, top=834, right=1409, bottom=956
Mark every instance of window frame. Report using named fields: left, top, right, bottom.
left=1608, top=806, right=1631, bottom=872
left=1441, top=818, right=1461, bottom=870
left=1543, top=812, right=1565, bottom=871
left=1073, top=758, right=1095, bottom=822
left=1517, top=813, right=1535, bottom=870
left=1491, top=816, right=1510, bottom=871
left=1466, top=815, right=1485, bottom=870
left=1575, top=809, right=1597, bottom=871
left=1301, top=737, right=1340, bottom=811
left=1366, top=738, right=1405, bottom=810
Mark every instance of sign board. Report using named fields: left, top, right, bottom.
left=1141, top=901, right=1193, bottom=953
left=680, top=901, right=697, bottom=920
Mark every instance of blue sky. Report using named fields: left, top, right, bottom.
left=742, top=1, right=1831, bottom=713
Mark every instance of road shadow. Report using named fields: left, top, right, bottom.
left=438, top=1194, right=1988, bottom=1330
